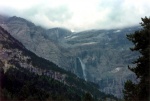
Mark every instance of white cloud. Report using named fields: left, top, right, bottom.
left=0, top=0, right=150, bottom=31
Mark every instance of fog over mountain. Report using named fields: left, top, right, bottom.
left=0, top=0, right=150, bottom=31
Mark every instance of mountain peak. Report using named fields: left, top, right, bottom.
left=6, top=16, right=35, bottom=27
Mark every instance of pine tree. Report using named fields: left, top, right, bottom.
left=123, top=17, right=150, bottom=101
left=82, top=92, right=93, bottom=101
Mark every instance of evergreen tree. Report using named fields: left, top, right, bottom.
left=123, top=17, right=150, bottom=101
left=82, top=92, right=93, bottom=101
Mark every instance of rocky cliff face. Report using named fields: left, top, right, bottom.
left=0, top=15, right=140, bottom=98
left=0, top=16, right=70, bottom=69
left=0, top=26, right=66, bottom=82
left=60, top=28, right=139, bottom=97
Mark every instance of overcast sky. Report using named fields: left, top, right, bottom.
left=0, top=0, right=150, bottom=31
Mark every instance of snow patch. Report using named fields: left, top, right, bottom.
left=111, top=67, right=121, bottom=73
left=81, top=42, right=97, bottom=46
left=113, top=30, right=121, bottom=33
left=65, top=35, right=78, bottom=39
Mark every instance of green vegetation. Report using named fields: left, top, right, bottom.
left=82, top=92, right=93, bottom=101
left=123, top=17, right=150, bottom=101
left=0, top=67, right=117, bottom=101
left=0, top=67, right=81, bottom=101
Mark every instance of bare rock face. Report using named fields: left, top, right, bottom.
left=0, top=16, right=70, bottom=69
left=0, top=15, right=140, bottom=98
left=60, top=28, right=139, bottom=98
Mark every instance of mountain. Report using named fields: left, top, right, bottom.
left=0, top=15, right=140, bottom=98
left=0, top=26, right=118, bottom=101
left=0, top=16, right=63, bottom=66
left=61, top=28, right=140, bottom=97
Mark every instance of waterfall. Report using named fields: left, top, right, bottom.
left=78, top=57, right=87, bottom=81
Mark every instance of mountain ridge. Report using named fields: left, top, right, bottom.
left=0, top=15, right=140, bottom=98
left=0, top=26, right=118, bottom=101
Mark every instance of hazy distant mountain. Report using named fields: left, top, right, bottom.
left=0, top=15, right=140, bottom=98
left=0, top=26, right=119, bottom=101
left=60, top=28, right=140, bottom=97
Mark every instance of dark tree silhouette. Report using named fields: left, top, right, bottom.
left=123, top=17, right=150, bottom=101
left=82, top=92, right=93, bottom=101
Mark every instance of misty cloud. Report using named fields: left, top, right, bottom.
left=0, top=0, right=150, bottom=31
left=45, top=6, right=73, bottom=22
